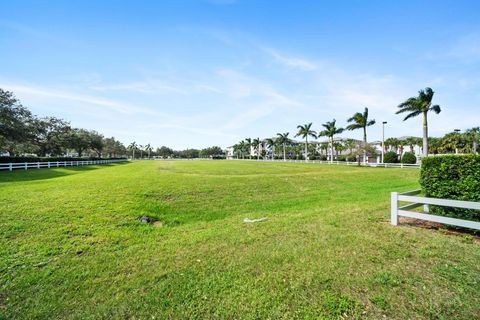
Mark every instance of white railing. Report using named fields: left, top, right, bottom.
left=391, top=189, right=480, bottom=230
left=230, top=158, right=420, bottom=168
left=0, top=159, right=128, bottom=171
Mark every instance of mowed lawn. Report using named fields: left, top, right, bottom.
left=1, top=161, right=479, bottom=319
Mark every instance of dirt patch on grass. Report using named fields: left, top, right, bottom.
left=399, top=217, right=480, bottom=242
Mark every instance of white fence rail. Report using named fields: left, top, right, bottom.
left=391, top=189, right=480, bottom=230
left=231, top=158, right=420, bottom=168
left=0, top=159, right=128, bottom=171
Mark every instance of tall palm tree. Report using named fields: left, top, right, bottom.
left=319, top=119, right=344, bottom=163
left=276, top=132, right=291, bottom=161
left=466, top=127, right=480, bottom=154
left=396, top=87, right=441, bottom=157
left=265, top=138, right=276, bottom=160
left=252, top=138, right=261, bottom=160
left=244, top=138, right=252, bottom=159
left=145, top=143, right=152, bottom=159
left=139, top=145, right=144, bottom=158
left=128, top=142, right=137, bottom=159
left=295, top=123, right=317, bottom=162
left=346, top=107, right=375, bottom=163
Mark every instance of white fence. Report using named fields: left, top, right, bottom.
left=232, top=158, right=420, bottom=168
left=391, top=189, right=480, bottom=230
left=0, top=159, right=128, bottom=171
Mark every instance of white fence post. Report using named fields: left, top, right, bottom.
left=391, top=192, right=398, bottom=225
left=24, top=162, right=28, bottom=170
left=9, top=163, right=13, bottom=171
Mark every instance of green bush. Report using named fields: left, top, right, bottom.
left=295, top=154, right=304, bottom=160
left=420, top=155, right=480, bottom=221
left=309, top=155, right=316, bottom=161
left=383, top=151, right=399, bottom=163
left=401, top=152, right=417, bottom=164
left=318, top=155, right=327, bottom=161
left=338, top=154, right=356, bottom=162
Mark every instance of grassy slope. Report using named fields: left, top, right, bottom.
left=0, top=161, right=479, bottom=319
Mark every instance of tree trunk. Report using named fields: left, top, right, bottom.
left=283, top=144, right=286, bottom=161
left=363, top=127, right=367, bottom=164
left=304, top=138, right=308, bottom=162
left=473, top=138, right=478, bottom=154
left=423, top=111, right=428, bottom=157
left=330, top=137, right=334, bottom=163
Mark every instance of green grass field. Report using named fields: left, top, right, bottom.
left=1, top=161, right=479, bottom=319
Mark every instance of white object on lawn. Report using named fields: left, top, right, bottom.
left=243, top=217, right=268, bottom=223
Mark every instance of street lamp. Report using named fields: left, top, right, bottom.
left=454, top=129, right=461, bottom=154
left=381, top=121, right=387, bottom=163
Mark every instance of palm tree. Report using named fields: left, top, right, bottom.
left=385, top=137, right=400, bottom=153
left=295, top=123, right=317, bottom=162
left=466, top=127, right=480, bottom=154
left=319, top=119, right=344, bottom=163
left=346, top=107, right=375, bottom=163
left=244, top=138, right=252, bottom=159
left=276, top=132, right=291, bottom=161
left=265, top=138, right=276, bottom=160
left=396, top=87, right=441, bottom=157
left=252, top=138, right=261, bottom=160
left=145, top=143, right=152, bottom=159
left=128, top=142, right=137, bottom=159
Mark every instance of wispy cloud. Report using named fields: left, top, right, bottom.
left=263, top=47, right=318, bottom=71
left=90, top=81, right=186, bottom=94
left=0, top=83, right=152, bottom=115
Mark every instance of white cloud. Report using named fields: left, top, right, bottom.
left=263, top=47, right=318, bottom=71
left=90, top=82, right=186, bottom=94
left=1, top=83, right=155, bottom=115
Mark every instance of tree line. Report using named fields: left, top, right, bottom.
left=233, top=87, right=478, bottom=162
left=0, top=88, right=225, bottom=159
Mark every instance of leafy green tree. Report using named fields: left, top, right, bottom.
left=0, top=89, right=33, bottom=155
left=29, top=117, right=71, bottom=156
left=346, top=107, right=375, bottom=163
left=199, top=146, right=223, bottom=158
left=319, top=119, right=344, bottom=163
left=156, top=146, right=174, bottom=158
left=67, top=128, right=91, bottom=157
left=295, top=123, right=317, bottom=162
left=276, top=132, right=291, bottom=161
left=396, top=87, right=441, bottom=157
left=88, top=130, right=104, bottom=157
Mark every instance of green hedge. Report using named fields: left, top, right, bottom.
left=401, top=152, right=417, bottom=164
left=0, top=156, right=127, bottom=163
left=384, top=151, right=399, bottom=163
left=420, top=155, right=480, bottom=221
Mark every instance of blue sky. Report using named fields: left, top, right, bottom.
left=1, top=0, right=480, bottom=149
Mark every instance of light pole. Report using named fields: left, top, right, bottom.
left=381, top=121, right=387, bottom=163
left=454, top=129, right=460, bottom=154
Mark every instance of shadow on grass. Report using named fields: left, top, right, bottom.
left=0, top=162, right=130, bottom=183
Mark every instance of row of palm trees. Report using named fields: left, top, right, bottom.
left=127, top=142, right=153, bottom=159
left=234, top=87, right=442, bottom=162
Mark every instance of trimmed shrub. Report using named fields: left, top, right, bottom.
left=295, top=154, right=304, bottom=160
left=401, top=152, right=417, bottom=164
left=383, top=151, right=399, bottom=163
left=318, top=155, right=327, bottom=161
left=338, top=154, right=356, bottom=162
left=420, top=155, right=480, bottom=221
left=309, top=155, right=316, bottom=161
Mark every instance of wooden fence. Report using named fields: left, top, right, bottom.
left=232, top=158, right=420, bottom=168
left=0, top=159, right=128, bottom=171
left=391, top=189, right=480, bottom=230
